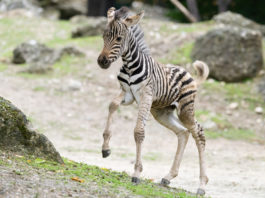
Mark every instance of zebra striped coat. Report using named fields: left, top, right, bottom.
left=97, top=7, right=209, bottom=196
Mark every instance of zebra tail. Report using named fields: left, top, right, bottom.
left=192, top=60, right=209, bottom=86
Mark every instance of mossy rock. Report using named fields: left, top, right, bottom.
left=0, top=96, right=63, bottom=163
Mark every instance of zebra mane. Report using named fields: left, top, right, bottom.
left=115, top=7, right=150, bottom=55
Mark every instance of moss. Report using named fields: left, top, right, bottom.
left=6, top=155, right=198, bottom=198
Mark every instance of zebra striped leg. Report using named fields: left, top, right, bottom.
left=132, top=87, right=153, bottom=183
left=102, top=91, right=124, bottom=158
left=179, top=103, right=208, bottom=196
left=190, top=122, right=208, bottom=196
left=151, top=108, right=189, bottom=185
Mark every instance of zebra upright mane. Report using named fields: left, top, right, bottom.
left=115, top=7, right=150, bottom=55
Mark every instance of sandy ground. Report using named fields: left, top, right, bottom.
left=1, top=53, right=265, bottom=198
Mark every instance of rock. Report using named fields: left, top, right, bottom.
left=71, top=17, right=107, bottom=38
left=12, top=40, right=57, bottom=65
left=257, top=76, right=265, bottom=101
left=13, top=41, right=85, bottom=73
left=70, top=15, right=90, bottom=24
left=255, top=107, right=263, bottom=114
left=229, top=102, right=239, bottom=110
left=41, top=7, right=60, bottom=20
left=203, top=121, right=217, bottom=130
left=0, top=96, right=63, bottom=163
left=59, top=46, right=85, bottom=57
left=67, top=79, right=82, bottom=91
left=54, top=0, right=87, bottom=19
left=191, top=26, right=264, bottom=82
left=0, top=0, right=42, bottom=16
left=213, top=11, right=265, bottom=36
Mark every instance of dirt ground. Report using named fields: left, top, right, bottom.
left=1, top=47, right=265, bottom=198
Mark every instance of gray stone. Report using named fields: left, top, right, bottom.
left=257, top=76, right=265, bottom=101
left=213, top=11, right=265, bottom=36
left=191, top=26, right=264, bottom=82
left=12, top=40, right=57, bottom=65
left=71, top=17, right=107, bottom=38
left=0, top=96, right=63, bottom=163
left=0, top=0, right=42, bottom=15
left=13, top=41, right=85, bottom=73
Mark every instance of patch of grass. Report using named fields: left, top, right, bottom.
left=205, top=128, right=256, bottom=141
left=159, top=21, right=213, bottom=35
left=0, top=63, right=8, bottom=72
left=203, top=79, right=265, bottom=114
left=7, top=156, right=197, bottom=198
left=33, top=86, right=46, bottom=92
left=53, top=55, right=86, bottom=76
left=159, top=41, right=194, bottom=65
left=195, top=109, right=258, bottom=141
left=143, top=152, right=161, bottom=161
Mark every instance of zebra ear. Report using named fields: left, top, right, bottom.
left=123, top=10, right=144, bottom=27
left=107, top=7, right=116, bottom=23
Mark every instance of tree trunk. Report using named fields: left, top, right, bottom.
left=186, top=0, right=200, bottom=21
left=170, top=0, right=197, bottom=23
left=217, top=0, right=231, bottom=13
left=87, top=0, right=115, bottom=16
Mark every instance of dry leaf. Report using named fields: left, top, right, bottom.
left=71, top=177, right=84, bottom=183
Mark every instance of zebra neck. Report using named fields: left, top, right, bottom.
left=122, top=34, right=148, bottom=73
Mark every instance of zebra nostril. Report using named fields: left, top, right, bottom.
left=102, top=56, right=109, bottom=65
left=98, top=55, right=110, bottom=69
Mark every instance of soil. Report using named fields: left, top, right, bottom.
left=0, top=50, right=265, bottom=198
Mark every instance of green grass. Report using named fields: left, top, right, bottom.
left=195, top=109, right=258, bottom=141
left=0, top=155, right=198, bottom=198
left=203, top=79, right=265, bottom=113
left=0, top=63, right=8, bottom=72
left=205, top=128, right=256, bottom=141
left=159, top=21, right=213, bottom=35
left=159, top=41, right=194, bottom=65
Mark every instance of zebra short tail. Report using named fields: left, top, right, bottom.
left=192, top=60, right=209, bottom=85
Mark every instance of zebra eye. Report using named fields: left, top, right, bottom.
left=117, top=37, right=122, bottom=42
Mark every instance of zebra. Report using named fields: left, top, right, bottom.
left=97, top=7, right=209, bottom=196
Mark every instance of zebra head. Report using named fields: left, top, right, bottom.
left=97, top=7, right=144, bottom=69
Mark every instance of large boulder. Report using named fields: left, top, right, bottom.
left=0, top=96, right=63, bottom=163
left=0, top=0, right=42, bottom=15
left=213, top=11, right=265, bottom=36
left=12, top=41, right=85, bottom=73
left=12, top=40, right=57, bottom=65
left=191, top=26, right=264, bottom=82
left=71, top=17, right=107, bottom=38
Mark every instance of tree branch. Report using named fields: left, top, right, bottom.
left=170, top=0, right=197, bottom=23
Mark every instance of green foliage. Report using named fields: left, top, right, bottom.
left=6, top=156, right=198, bottom=198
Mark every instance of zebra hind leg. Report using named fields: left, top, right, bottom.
left=151, top=107, right=189, bottom=186
left=178, top=100, right=208, bottom=196
left=102, top=92, right=124, bottom=158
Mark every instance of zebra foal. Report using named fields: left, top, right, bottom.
left=97, top=7, right=209, bottom=196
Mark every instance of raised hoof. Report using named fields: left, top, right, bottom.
left=160, top=178, right=170, bottom=186
left=102, top=149, right=111, bottom=158
left=131, top=177, right=140, bottom=184
left=196, top=188, right=205, bottom=196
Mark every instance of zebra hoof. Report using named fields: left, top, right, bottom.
left=160, top=178, right=170, bottom=186
left=131, top=177, right=140, bottom=184
left=102, top=149, right=111, bottom=158
left=196, top=188, right=205, bottom=196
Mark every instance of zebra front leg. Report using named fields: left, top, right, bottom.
left=102, top=91, right=125, bottom=158
left=132, top=87, right=153, bottom=184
